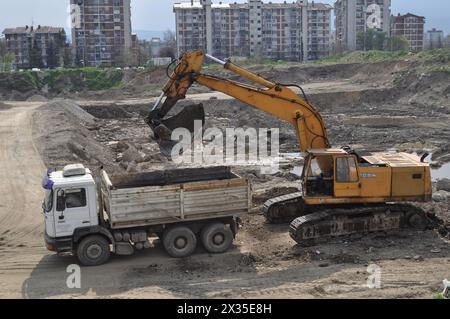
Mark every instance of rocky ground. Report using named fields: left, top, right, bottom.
left=0, top=54, right=449, bottom=298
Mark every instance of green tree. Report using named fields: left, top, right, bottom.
left=0, top=37, right=7, bottom=56
left=357, top=29, right=387, bottom=51
left=137, top=40, right=150, bottom=66
left=386, top=36, right=410, bottom=51
left=0, top=52, right=15, bottom=72
left=63, top=44, right=73, bottom=67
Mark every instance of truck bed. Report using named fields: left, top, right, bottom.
left=100, top=167, right=251, bottom=229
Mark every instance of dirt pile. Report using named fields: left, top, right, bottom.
left=46, top=99, right=98, bottom=125
left=27, top=95, right=49, bottom=102
left=32, top=100, right=120, bottom=174
left=0, top=102, right=12, bottom=110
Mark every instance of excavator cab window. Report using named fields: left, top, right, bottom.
left=304, top=155, right=334, bottom=197
left=336, top=157, right=359, bottom=183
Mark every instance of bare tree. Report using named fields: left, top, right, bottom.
left=163, top=30, right=176, bottom=48
left=137, top=40, right=150, bottom=66
left=160, top=29, right=176, bottom=59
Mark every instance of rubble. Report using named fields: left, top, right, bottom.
left=437, top=178, right=450, bottom=192
left=433, top=191, right=450, bottom=202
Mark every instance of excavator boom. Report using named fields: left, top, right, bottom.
left=146, top=51, right=330, bottom=158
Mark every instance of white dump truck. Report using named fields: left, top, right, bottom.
left=42, top=164, right=251, bottom=266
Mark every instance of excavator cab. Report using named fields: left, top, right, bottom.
left=302, top=153, right=334, bottom=197
left=302, top=149, right=361, bottom=199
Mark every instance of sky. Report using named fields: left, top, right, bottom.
left=0, top=0, right=449, bottom=36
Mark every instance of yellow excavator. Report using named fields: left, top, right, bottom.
left=146, top=50, right=433, bottom=246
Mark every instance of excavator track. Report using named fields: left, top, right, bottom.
left=262, top=192, right=305, bottom=224
left=289, top=204, right=431, bottom=247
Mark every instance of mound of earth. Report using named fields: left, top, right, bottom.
left=0, top=102, right=12, bottom=110
left=32, top=99, right=121, bottom=174
left=26, top=94, right=49, bottom=102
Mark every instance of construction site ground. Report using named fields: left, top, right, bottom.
left=0, top=56, right=449, bottom=298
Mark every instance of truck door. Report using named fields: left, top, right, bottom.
left=54, top=188, right=92, bottom=238
left=334, top=156, right=361, bottom=197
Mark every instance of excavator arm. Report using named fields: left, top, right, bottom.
left=147, top=51, right=330, bottom=153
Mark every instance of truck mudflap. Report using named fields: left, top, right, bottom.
left=45, top=233, right=72, bottom=253
left=231, top=217, right=241, bottom=238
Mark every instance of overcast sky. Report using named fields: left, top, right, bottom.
left=0, top=0, right=449, bottom=34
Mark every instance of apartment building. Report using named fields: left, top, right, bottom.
left=335, top=0, right=391, bottom=51
left=70, top=0, right=132, bottom=66
left=2, top=25, right=66, bottom=69
left=174, top=0, right=332, bottom=61
left=391, top=13, right=425, bottom=51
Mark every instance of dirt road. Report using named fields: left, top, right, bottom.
left=74, top=79, right=382, bottom=108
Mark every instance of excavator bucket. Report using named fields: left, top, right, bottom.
left=155, top=104, right=205, bottom=140
left=146, top=102, right=205, bottom=155
left=145, top=51, right=210, bottom=155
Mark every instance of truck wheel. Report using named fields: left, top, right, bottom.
left=77, top=235, right=111, bottom=266
left=163, top=226, right=197, bottom=258
left=201, top=223, right=233, bottom=254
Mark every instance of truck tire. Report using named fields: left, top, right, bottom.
left=163, top=226, right=197, bottom=258
left=201, top=223, right=233, bottom=254
left=76, top=235, right=111, bottom=266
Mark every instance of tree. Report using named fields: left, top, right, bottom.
left=159, top=29, right=176, bottom=59
left=29, top=38, right=44, bottom=68
left=386, top=36, right=410, bottom=51
left=46, top=40, right=57, bottom=68
left=0, top=52, right=15, bottom=72
left=357, top=29, right=387, bottom=51
left=0, top=37, right=16, bottom=72
left=136, top=40, right=150, bottom=66
left=159, top=46, right=175, bottom=59
left=0, top=37, right=7, bottom=57
left=163, top=30, right=176, bottom=48
left=63, top=44, right=74, bottom=67
left=114, top=48, right=135, bottom=67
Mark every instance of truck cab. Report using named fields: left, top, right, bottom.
left=42, top=164, right=100, bottom=254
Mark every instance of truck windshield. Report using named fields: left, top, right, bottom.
left=43, top=190, right=53, bottom=212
